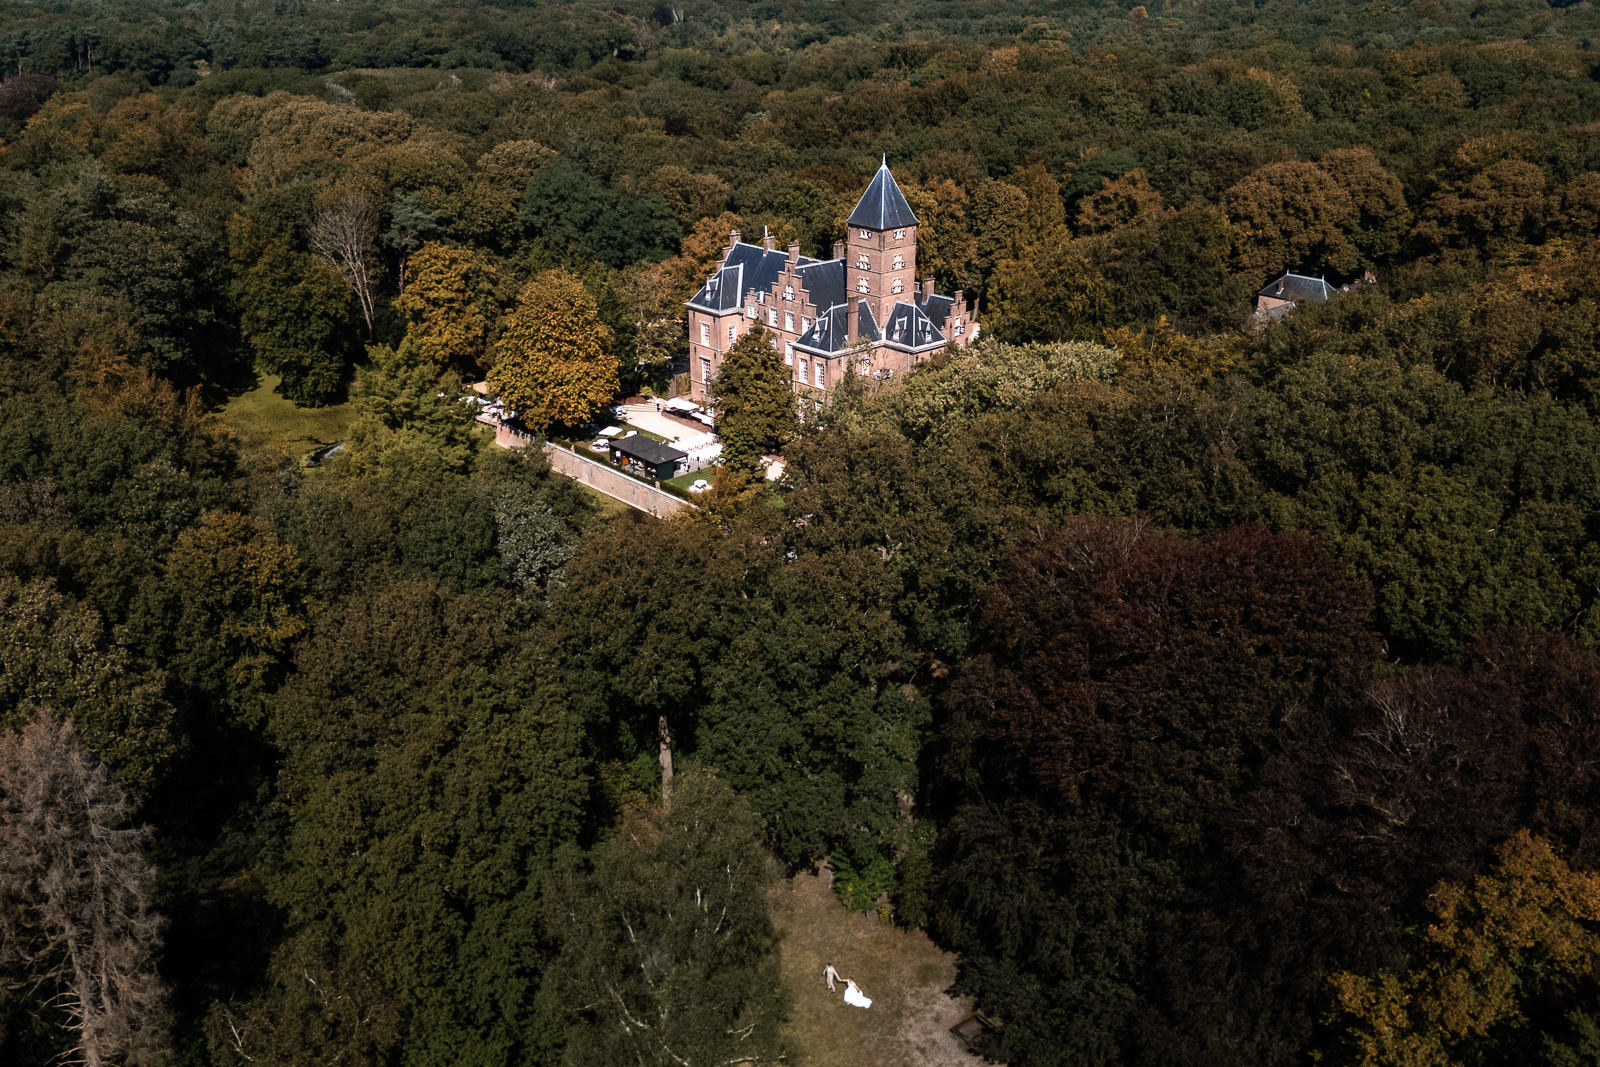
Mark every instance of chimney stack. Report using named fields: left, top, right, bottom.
left=763, top=226, right=775, bottom=252
left=920, top=278, right=934, bottom=300
left=787, top=241, right=800, bottom=264
left=846, top=299, right=859, bottom=342
left=729, top=229, right=742, bottom=247
left=832, top=240, right=845, bottom=260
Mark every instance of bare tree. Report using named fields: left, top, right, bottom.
left=0, top=710, right=170, bottom=1066
left=309, top=195, right=380, bottom=337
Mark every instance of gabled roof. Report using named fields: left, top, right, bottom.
left=880, top=301, right=946, bottom=352
left=1258, top=272, right=1334, bottom=303
left=686, top=242, right=792, bottom=313
left=796, top=258, right=844, bottom=312
left=917, top=291, right=955, bottom=330
left=847, top=159, right=919, bottom=231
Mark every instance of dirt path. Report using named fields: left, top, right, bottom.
left=770, top=872, right=991, bottom=1067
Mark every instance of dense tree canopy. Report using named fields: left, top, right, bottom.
left=5, top=1, right=1600, bottom=1064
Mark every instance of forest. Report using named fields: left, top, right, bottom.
left=4, top=0, right=1600, bottom=1063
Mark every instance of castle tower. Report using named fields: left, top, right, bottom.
left=845, top=158, right=919, bottom=333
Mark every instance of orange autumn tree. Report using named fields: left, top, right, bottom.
left=488, top=269, right=617, bottom=433
left=1327, top=831, right=1600, bottom=1066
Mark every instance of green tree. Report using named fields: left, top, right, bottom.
left=344, top=338, right=482, bottom=479
left=542, top=771, right=786, bottom=1066
left=488, top=269, right=617, bottom=433
left=232, top=234, right=357, bottom=406
left=709, top=326, right=795, bottom=472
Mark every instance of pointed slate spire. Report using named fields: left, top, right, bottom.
left=847, top=158, right=919, bottom=231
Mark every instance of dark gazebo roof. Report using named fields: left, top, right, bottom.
left=609, top=436, right=686, bottom=466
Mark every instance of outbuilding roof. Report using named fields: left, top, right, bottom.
left=1258, top=272, right=1334, bottom=303
left=608, top=436, right=686, bottom=466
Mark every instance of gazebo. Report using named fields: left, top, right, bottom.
left=607, top=435, right=687, bottom=480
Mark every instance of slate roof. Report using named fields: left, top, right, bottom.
left=917, top=291, right=955, bottom=331
left=1258, top=272, right=1334, bottom=303
left=795, top=259, right=844, bottom=312
left=687, top=242, right=793, bottom=313
left=609, top=435, right=686, bottom=466
left=880, top=302, right=946, bottom=352
left=847, top=159, right=920, bottom=231
left=794, top=299, right=880, bottom=356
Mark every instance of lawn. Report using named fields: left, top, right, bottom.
left=770, top=872, right=990, bottom=1067
left=217, top=374, right=354, bottom=463
left=663, top=468, right=711, bottom=496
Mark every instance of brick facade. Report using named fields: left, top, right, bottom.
left=685, top=162, right=978, bottom=405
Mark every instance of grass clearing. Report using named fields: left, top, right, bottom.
left=217, top=374, right=354, bottom=463
left=771, top=871, right=988, bottom=1067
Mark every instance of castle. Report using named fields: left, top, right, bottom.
left=685, top=160, right=979, bottom=403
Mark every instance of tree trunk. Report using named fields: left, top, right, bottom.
left=658, top=713, right=674, bottom=805
left=310, top=195, right=380, bottom=338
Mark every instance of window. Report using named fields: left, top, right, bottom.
left=784, top=343, right=794, bottom=365
left=785, top=312, right=794, bottom=331
left=728, top=324, right=736, bottom=342
left=746, top=304, right=757, bottom=319
left=757, top=291, right=765, bottom=304
left=856, top=253, right=870, bottom=269
left=768, top=309, right=777, bottom=326
left=798, top=358, right=808, bottom=381
left=815, top=361, right=825, bottom=387
left=894, top=228, right=906, bottom=239
left=892, top=254, right=904, bottom=269
left=859, top=357, right=871, bottom=376
left=699, top=323, right=709, bottom=345
left=801, top=316, right=811, bottom=332
left=771, top=335, right=780, bottom=350
left=784, top=285, right=794, bottom=301
left=891, top=277, right=904, bottom=294
left=956, top=324, right=966, bottom=337
left=700, top=356, right=712, bottom=382
left=856, top=278, right=870, bottom=293
left=858, top=228, right=871, bottom=239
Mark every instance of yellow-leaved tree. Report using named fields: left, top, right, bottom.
left=393, top=242, right=500, bottom=378
left=1326, top=830, right=1600, bottom=1066
left=488, top=269, right=617, bottom=433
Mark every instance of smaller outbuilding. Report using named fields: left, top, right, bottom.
left=608, top=435, right=687, bottom=480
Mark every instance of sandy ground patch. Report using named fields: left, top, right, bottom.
left=770, top=871, right=993, bottom=1067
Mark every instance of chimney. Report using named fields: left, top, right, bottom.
left=787, top=242, right=800, bottom=265
left=729, top=228, right=742, bottom=247
left=920, top=278, right=934, bottom=300
left=846, top=299, right=859, bottom=342
left=832, top=240, right=845, bottom=260
left=1276, top=279, right=1285, bottom=296
left=763, top=226, right=775, bottom=252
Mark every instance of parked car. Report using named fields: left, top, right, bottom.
left=589, top=439, right=609, bottom=453
left=689, top=479, right=711, bottom=494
